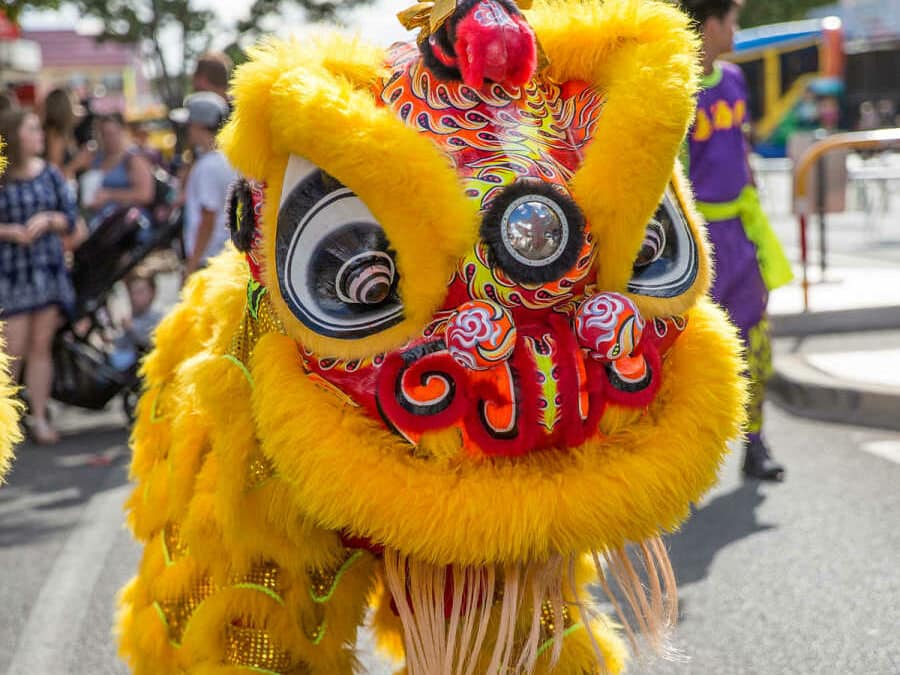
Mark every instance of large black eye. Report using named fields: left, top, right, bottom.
left=480, top=180, right=585, bottom=285
left=276, top=155, right=403, bottom=339
left=628, top=188, right=699, bottom=298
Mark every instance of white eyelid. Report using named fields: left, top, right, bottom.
left=280, top=154, right=317, bottom=209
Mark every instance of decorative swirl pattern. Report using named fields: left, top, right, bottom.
left=458, top=233, right=594, bottom=311
left=381, top=42, right=607, bottom=205
left=446, top=300, right=517, bottom=370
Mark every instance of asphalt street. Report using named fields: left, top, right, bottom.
left=0, top=403, right=898, bottom=675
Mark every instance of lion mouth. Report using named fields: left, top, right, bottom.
left=302, top=307, right=687, bottom=458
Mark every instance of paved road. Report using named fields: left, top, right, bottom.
left=1, top=403, right=898, bottom=675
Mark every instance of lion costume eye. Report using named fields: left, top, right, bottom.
left=628, top=188, right=699, bottom=299
left=276, top=155, right=403, bottom=339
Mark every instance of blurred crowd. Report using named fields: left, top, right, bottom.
left=0, top=52, right=237, bottom=444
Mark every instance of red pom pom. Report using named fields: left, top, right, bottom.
left=446, top=299, right=516, bottom=370
left=453, top=0, right=537, bottom=89
left=574, top=293, right=645, bottom=362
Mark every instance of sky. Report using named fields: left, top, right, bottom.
left=22, top=0, right=417, bottom=61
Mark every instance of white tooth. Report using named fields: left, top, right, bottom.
left=280, top=154, right=318, bottom=209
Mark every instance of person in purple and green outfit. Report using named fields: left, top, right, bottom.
left=679, top=0, right=793, bottom=481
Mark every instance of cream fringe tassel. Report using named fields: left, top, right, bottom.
left=383, top=536, right=677, bottom=675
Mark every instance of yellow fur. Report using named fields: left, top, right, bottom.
left=220, top=37, right=480, bottom=360
left=119, top=2, right=745, bottom=672
left=529, top=0, right=702, bottom=302
left=0, top=340, right=22, bottom=484
left=250, top=295, right=743, bottom=566
left=0, top=140, right=23, bottom=483
left=119, top=252, right=743, bottom=671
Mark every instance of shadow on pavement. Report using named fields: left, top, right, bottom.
left=0, top=426, right=131, bottom=549
left=665, top=480, right=776, bottom=588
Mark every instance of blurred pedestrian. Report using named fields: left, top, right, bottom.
left=192, top=52, right=233, bottom=103
left=0, top=109, right=79, bottom=444
left=679, top=0, right=792, bottom=481
left=858, top=101, right=880, bottom=131
left=172, top=92, right=235, bottom=279
left=78, top=113, right=155, bottom=226
left=127, top=120, right=164, bottom=168
left=41, top=88, right=90, bottom=252
left=876, top=98, right=896, bottom=128
left=41, top=88, right=79, bottom=177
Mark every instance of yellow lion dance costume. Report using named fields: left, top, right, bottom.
left=0, top=141, right=24, bottom=484
left=118, top=0, right=746, bottom=672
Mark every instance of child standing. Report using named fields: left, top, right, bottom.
left=111, top=271, right=162, bottom=371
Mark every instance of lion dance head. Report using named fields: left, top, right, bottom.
left=118, top=1, right=746, bottom=673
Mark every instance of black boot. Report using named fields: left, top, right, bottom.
left=742, top=437, right=785, bottom=482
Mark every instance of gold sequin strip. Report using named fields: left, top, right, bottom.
left=539, top=600, right=573, bottom=641
left=230, top=289, right=286, bottom=365
left=224, top=624, right=296, bottom=672
left=162, top=522, right=188, bottom=565
left=246, top=451, right=276, bottom=490
left=309, top=550, right=363, bottom=603
left=156, top=575, right=216, bottom=644
left=232, top=560, right=284, bottom=603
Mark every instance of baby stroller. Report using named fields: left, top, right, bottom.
left=51, top=197, right=182, bottom=422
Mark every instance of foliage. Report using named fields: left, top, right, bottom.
left=739, top=0, right=836, bottom=28
left=64, top=0, right=372, bottom=108
left=4, top=0, right=63, bottom=24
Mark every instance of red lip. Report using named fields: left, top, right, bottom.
left=301, top=313, right=686, bottom=458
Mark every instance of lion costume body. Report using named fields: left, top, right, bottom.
left=0, top=144, right=23, bottom=483
left=117, top=1, right=746, bottom=672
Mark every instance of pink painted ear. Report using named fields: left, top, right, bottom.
left=453, top=0, right=537, bottom=89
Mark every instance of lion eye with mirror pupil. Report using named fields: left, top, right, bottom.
left=635, top=218, right=667, bottom=268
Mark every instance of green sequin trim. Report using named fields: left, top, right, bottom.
left=152, top=601, right=180, bottom=648
left=237, top=667, right=282, bottom=675
left=310, top=550, right=364, bottom=603
left=223, top=354, right=255, bottom=389
left=310, top=619, right=327, bottom=646
left=232, top=583, right=285, bottom=606
left=247, top=279, right=266, bottom=320
left=536, top=622, right=584, bottom=657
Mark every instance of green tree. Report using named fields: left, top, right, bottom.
left=72, top=0, right=373, bottom=109
left=3, top=0, right=62, bottom=24
left=740, top=0, right=837, bottom=28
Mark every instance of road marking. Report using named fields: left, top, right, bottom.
left=860, top=440, right=900, bottom=465
left=0, top=487, right=81, bottom=518
left=6, top=470, right=130, bottom=675
left=55, top=446, right=128, bottom=468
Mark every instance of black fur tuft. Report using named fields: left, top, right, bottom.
left=226, top=178, right=257, bottom=253
left=480, top=180, right=586, bottom=285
